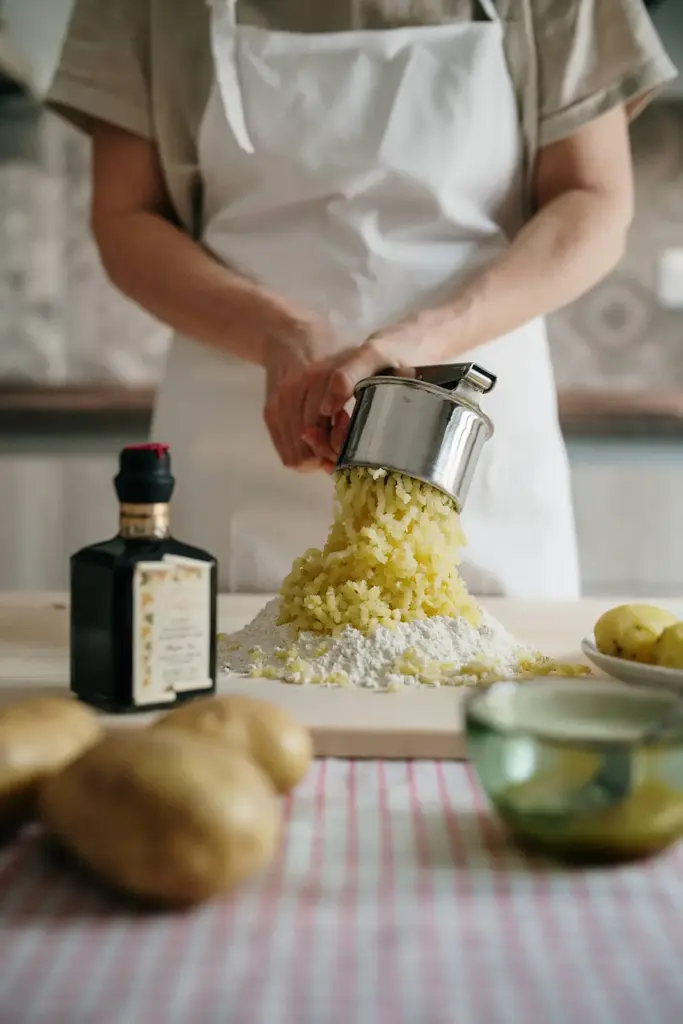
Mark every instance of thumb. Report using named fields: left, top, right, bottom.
left=320, top=346, right=389, bottom=417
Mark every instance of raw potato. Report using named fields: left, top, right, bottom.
left=653, top=623, right=683, bottom=670
left=0, top=697, right=102, bottom=830
left=594, top=604, right=679, bottom=664
left=40, top=729, right=281, bottom=906
left=153, top=694, right=312, bottom=794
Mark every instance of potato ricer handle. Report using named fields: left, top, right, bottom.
left=375, top=362, right=497, bottom=395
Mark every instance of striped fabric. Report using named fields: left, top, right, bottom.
left=0, top=760, right=682, bottom=1024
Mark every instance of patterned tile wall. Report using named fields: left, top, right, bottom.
left=548, top=102, right=683, bottom=391
left=0, top=103, right=682, bottom=388
left=0, top=112, right=170, bottom=384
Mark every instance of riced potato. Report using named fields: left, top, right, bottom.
left=278, top=469, right=480, bottom=635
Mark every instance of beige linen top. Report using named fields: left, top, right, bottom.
left=48, top=0, right=677, bottom=236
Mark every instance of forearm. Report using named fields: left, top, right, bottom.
left=94, top=210, right=299, bottom=366
left=420, top=189, right=630, bottom=357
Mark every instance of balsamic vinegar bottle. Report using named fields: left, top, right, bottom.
left=70, top=444, right=218, bottom=713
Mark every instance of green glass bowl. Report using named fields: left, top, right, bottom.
left=464, top=678, right=683, bottom=862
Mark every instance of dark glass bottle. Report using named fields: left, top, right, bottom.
left=70, top=444, right=218, bottom=713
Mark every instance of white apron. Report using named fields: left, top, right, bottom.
left=152, top=0, right=581, bottom=599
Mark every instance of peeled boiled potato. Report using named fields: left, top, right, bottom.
left=40, top=729, right=281, bottom=907
left=594, top=604, right=679, bottom=664
left=653, top=622, right=683, bottom=670
left=153, top=694, right=312, bottom=794
left=0, top=696, right=102, bottom=830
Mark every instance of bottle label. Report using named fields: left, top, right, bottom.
left=132, top=555, right=213, bottom=706
left=120, top=503, right=170, bottom=540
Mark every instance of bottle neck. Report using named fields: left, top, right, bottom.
left=119, top=503, right=170, bottom=540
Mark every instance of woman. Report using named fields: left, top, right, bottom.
left=49, top=0, right=676, bottom=596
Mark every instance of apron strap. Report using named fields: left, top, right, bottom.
left=489, top=0, right=538, bottom=220
left=206, top=0, right=238, bottom=17
left=477, top=0, right=501, bottom=22
left=517, top=0, right=539, bottom=218
left=206, top=0, right=255, bottom=154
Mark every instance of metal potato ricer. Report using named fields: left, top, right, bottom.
left=336, top=362, right=497, bottom=512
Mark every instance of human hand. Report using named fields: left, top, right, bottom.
left=262, top=313, right=351, bottom=472
left=299, top=315, right=446, bottom=465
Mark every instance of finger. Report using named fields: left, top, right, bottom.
left=320, top=347, right=387, bottom=417
left=289, top=430, right=319, bottom=469
left=302, top=425, right=337, bottom=466
left=301, top=368, right=338, bottom=462
left=266, top=370, right=325, bottom=469
left=302, top=367, right=329, bottom=430
left=265, top=388, right=302, bottom=469
left=285, top=382, right=329, bottom=471
left=268, top=410, right=296, bottom=467
left=275, top=379, right=307, bottom=469
left=287, top=419, right=308, bottom=468
left=264, top=405, right=290, bottom=467
left=397, top=363, right=418, bottom=378
left=263, top=394, right=281, bottom=454
left=294, top=459, right=324, bottom=474
left=293, top=407, right=325, bottom=470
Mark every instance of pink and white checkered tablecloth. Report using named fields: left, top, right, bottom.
left=0, top=759, right=682, bottom=1024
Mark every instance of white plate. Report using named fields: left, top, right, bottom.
left=581, top=636, right=683, bottom=693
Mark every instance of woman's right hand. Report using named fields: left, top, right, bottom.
left=262, top=314, right=349, bottom=472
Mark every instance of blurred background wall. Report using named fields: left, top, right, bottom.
left=0, top=2, right=682, bottom=594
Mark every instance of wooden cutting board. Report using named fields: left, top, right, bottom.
left=0, top=593, right=677, bottom=760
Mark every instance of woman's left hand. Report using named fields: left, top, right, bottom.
left=298, top=317, right=445, bottom=467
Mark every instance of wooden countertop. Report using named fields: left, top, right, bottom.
left=3, top=591, right=681, bottom=759
left=0, top=386, right=154, bottom=414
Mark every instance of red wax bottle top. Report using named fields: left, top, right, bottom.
left=124, top=443, right=170, bottom=458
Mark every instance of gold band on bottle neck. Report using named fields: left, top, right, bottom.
left=119, top=503, right=170, bottom=540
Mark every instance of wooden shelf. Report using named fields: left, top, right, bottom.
left=0, top=385, right=682, bottom=439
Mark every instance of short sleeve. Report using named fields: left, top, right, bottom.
left=47, top=0, right=152, bottom=140
left=535, top=0, right=678, bottom=148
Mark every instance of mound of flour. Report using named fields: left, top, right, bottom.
left=219, top=599, right=542, bottom=690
